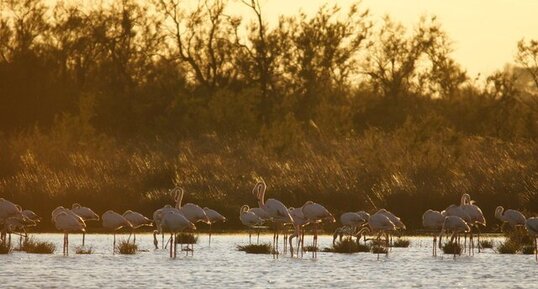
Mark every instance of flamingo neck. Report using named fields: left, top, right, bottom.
left=175, top=189, right=184, bottom=209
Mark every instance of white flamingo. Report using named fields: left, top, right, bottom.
left=152, top=204, right=175, bottom=249
left=156, top=210, right=196, bottom=258
left=288, top=206, right=310, bottom=257
left=460, top=194, right=486, bottom=253
left=203, top=207, right=226, bottom=246
left=174, top=188, right=210, bottom=254
left=422, top=209, right=445, bottom=256
left=53, top=211, right=86, bottom=256
left=0, top=198, right=22, bottom=242
left=376, top=209, right=406, bottom=246
left=2, top=213, right=35, bottom=247
left=438, top=215, right=470, bottom=257
left=253, top=181, right=293, bottom=256
left=301, top=201, right=335, bottom=258
left=358, top=212, right=396, bottom=258
left=525, top=217, right=538, bottom=261
left=123, top=210, right=152, bottom=244
left=239, top=205, right=264, bottom=243
left=70, top=203, right=99, bottom=246
left=102, top=210, right=133, bottom=253
left=334, top=212, right=368, bottom=244
left=495, top=206, right=526, bottom=230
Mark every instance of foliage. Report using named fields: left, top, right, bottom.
left=392, top=238, right=410, bottom=248
left=75, top=246, right=93, bottom=254
left=479, top=239, right=494, bottom=249
left=0, top=241, right=12, bottom=254
left=371, top=245, right=388, bottom=254
left=175, top=233, right=198, bottom=244
left=496, top=241, right=519, bottom=254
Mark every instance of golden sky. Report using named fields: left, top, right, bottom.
left=241, top=0, right=538, bottom=77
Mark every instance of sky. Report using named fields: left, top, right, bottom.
left=235, top=0, right=538, bottom=77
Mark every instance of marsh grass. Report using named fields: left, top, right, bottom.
left=442, top=242, right=462, bottom=255
left=236, top=243, right=271, bottom=254
left=302, top=245, right=318, bottom=252
left=496, top=240, right=519, bottom=254
left=22, top=238, right=55, bottom=254
left=371, top=245, right=388, bottom=254
left=392, top=238, right=410, bottom=248
left=0, top=241, right=12, bottom=254
left=75, top=246, right=94, bottom=254
left=479, top=239, right=494, bottom=249
left=521, top=245, right=535, bottom=255
left=117, top=240, right=137, bottom=254
left=325, top=239, right=370, bottom=253
left=175, top=233, right=198, bottom=244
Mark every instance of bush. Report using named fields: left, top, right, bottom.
left=22, top=238, right=55, bottom=254
left=392, top=238, right=410, bottom=248
left=175, top=233, right=198, bottom=244
left=117, top=240, right=137, bottom=254
left=0, top=241, right=12, bottom=254
left=442, top=242, right=462, bottom=255
left=237, top=243, right=272, bottom=254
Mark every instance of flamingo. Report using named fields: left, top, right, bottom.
left=239, top=205, right=264, bottom=243
left=525, top=217, right=538, bottom=261
left=102, top=210, right=133, bottom=253
left=375, top=209, right=406, bottom=246
left=174, top=188, right=210, bottom=254
left=153, top=204, right=175, bottom=249
left=358, top=212, right=396, bottom=258
left=203, top=207, right=226, bottom=246
left=301, top=201, right=335, bottom=258
left=2, top=213, right=35, bottom=247
left=422, top=209, right=444, bottom=256
left=335, top=212, right=369, bottom=244
left=53, top=211, right=86, bottom=256
left=438, top=215, right=470, bottom=258
left=157, top=210, right=196, bottom=258
left=123, top=210, right=153, bottom=244
left=495, top=206, right=526, bottom=231
left=0, top=198, right=23, bottom=242
left=253, top=180, right=293, bottom=256
left=288, top=207, right=310, bottom=257
left=70, top=203, right=99, bottom=246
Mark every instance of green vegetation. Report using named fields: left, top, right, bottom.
left=392, top=238, right=411, bottom=248
left=0, top=0, right=536, bottom=232
left=237, top=243, right=272, bottom=254
left=442, top=242, right=462, bottom=255
left=117, top=240, right=137, bottom=255
left=22, top=238, right=56, bottom=254
left=496, top=228, right=534, bottom=254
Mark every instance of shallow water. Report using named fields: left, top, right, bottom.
left=0, top=234, right=535, bottom=288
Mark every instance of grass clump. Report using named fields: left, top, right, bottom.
left=392, top=238, right=410, bottom=248
left=371, top=245, right=388, bottom=254
left=22, top=238, right=55, bottom=254
left=521, top=245, right=535, bottom=255
left=175, top=233, right=198, bottom=244
left=496, top=241, right=519, bottom=254
left=75, top=246, right=94, bottom=254
left=302, top=245, right=318, bottom=252
left=0, top=241, right=12, bottom=254
left=237, top=243, right=272, bottom=254
left=117, top=240, right=137, bottom=254
left=326, top=239, right=370, bottom=253
left=442, top=242, right=462, bottom=255
left=479, top=239, right=493, bottom=249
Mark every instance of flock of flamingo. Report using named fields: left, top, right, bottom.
left=1, top=181, right=537, bottom=261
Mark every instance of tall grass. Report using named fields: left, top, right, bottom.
left=0, top=241, right=12, bottom=254
left=21, top=237, right=55, bottom=254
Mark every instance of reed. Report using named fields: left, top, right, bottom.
left=392, top=238, right=410, bottom=248
left=175, top=233, right=198, bottom=244
left=479, top=239, right=493, bottom=249
left=325, top=239, right=370, bottom=253
left=442, top=242, right=461, bottom=255
left=75, top=246, right=94, bottom=254
left=22, top=238, right=55, bottom=254
left=0, top=241, right=12, bottom=254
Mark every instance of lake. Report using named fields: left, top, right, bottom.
left=0, top=234, right=535, bottom=288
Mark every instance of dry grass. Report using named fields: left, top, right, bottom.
left=75, top=246, right=94, bottom=254
left=371, top=245, right=388, bottom=254
left=175, top=233, right=198, bottom=244
left=496, top=241, right=519, bottom=254
left=302, top=245, right=318, bottom=252
left=236, top=243, right=272, bottom=254
left=0, top=241, right=12, bottom=254
left=521, top=245, right=535, bottom=255
left=117, top=240, right=137, bottom=254
left=392, top=238, right=410, bottom=248
left=442, top=242, right=462, bottom=255
left=22, top=238, right=55, bottom=254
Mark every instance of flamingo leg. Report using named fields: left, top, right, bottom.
left=82, top=232, right=85, bottom=247
left=248, top=229, right=252, bottom=244
left=174, top=234, right=177, bottom=259
left=133, top=232, right=136, bottom=244
left=113, top=233, right=116, bottom=254
left=257, top=227, right=260, bottom=244
left=66, top=233, right=69, bottom=256
left=209, top=223, right=212, bottom=247
left=169, top=234, right=173, bottom=258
